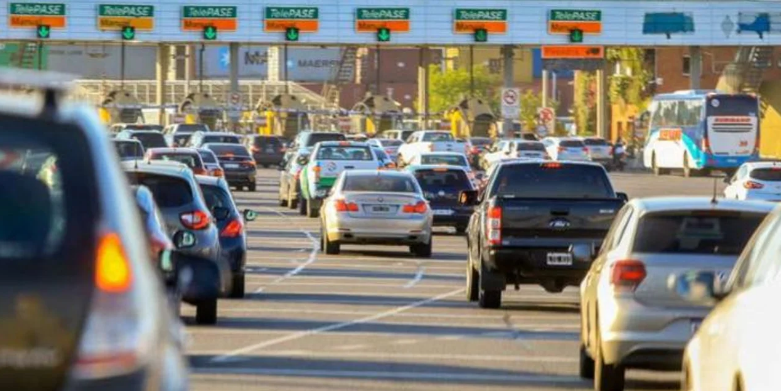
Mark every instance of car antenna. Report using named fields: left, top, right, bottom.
left=711, top=177, right=718, bottom=205
left=134, top=142, right=139, bottom=170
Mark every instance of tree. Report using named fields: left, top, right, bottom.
left=606, top=48, right=652, bottom=112
left=427, top=64, right=499, bottom=114
left=574, top=71, right=596, bottom=136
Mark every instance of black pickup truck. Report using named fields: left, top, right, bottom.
left=461, top=161, right=628, bottom=309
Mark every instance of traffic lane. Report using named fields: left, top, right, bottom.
left=610, top=171, right=725, bottom=198
left=187, top=168, right=681, bottom=391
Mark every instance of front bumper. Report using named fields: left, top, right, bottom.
left=326, top=214, right=432, bottom=245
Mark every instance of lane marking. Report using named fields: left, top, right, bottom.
left=403, top=266, right=425, bottom=288
left=253, top=208, right=319, bottom=293
left=214, top=307, right=578, bottom=321
left=193, top=350, right=577, bottom=363
left=390, top=338, right=418, bottom=345
left=211, top=288, right=464, bottom=363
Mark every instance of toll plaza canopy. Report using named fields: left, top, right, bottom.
left=1, top=1, right=780, bottom=46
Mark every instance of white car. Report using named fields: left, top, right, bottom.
left=542, top=137, right=591, bottom=162
left=407, top=152, right=476, bottom=183
left=367, top=138, right=403, bottom=162
left=482, top=139, right=549, bottom=168
left=396, top=131, right=466, bottom=166
left=723, top=161, right=781, bottom=201
left=677, top=204, right=781, bottom=391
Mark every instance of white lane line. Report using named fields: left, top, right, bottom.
left=390, top=338, right=418, bottom=345
left=192, top=367, right=582, bottom=384
left=211, top=287, right=464, bottom=363
left=240, top=280, right=457, bottom=290
left=215, top=307, right=578, bottom=321
left=253, top=208, right=319, bottom=293
left=403, top=266, right=425, bottom=288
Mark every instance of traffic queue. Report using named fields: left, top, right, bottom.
left=3, top=71, right=781, bottom=391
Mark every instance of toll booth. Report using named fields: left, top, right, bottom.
left=254, top=93, right=309, bottom=140
left=99, top=90, right=143, bottom=125
left=179, top=92, right=223, bottom=130
left=350, top=95, right=402, bottom=136
left=446, top=97, right=497, bottom=138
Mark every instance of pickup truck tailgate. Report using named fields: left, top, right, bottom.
left=500, top=199, right=622, bottom=244
left=430, top=142, right=464, bottom=153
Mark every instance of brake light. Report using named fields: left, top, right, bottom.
left=471, top=146, right=480, bottom=154
left=583, top=147, right=589, bottom=153
left=95, top=233, right=132, bottom=293
left=193, top=167, right=207, bottom=175
left=403, top=201, right=428, bottom=214
left=744, top=180, right=765, bottom=189
left=486, top=206, right=502, bottom=245
left=180, top=210, right=210, bottom=230
left=558, top=146, right=565, bottom=152
left=221, top=219, right=244, bottom=238
left=241, top=160, right=256, bottom=168
left=334, top=199, right=359, bottom=212
left=385, top=148, right=395, bottom=154
left=313, top=164, right=322, bottom=182
left=610, top=260, right=646, bottom=291
left=541, top=162, right=562, bottom=169
left=211, top=167, right=224, bottom=177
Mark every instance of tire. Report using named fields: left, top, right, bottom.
left=307, top=200, right=320, bottom=218
left=683, top=154, right=695, bottom=178
left=298, top=196, right=307, bottom=216
left=594, top=320, right=625, bottom=391
left=477, top=265, right=502, bottom=309
left=229, top=273, right=245, bottom=298
left=279, top=191, right=288, bottom=207
left=465, top=250, right=479, bottom=302
left=322, top=223, right=340, bottom=255
left=580, top=343, right=595, bottom=380
left=288, top=190, right=298, bottom=209
left=248, top=182, right=257, bottom=192
left=195, top=299, right=217, bottom=325
left=411, top=238, right=432, bottom=258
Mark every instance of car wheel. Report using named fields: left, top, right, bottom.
left=307, top=201, right=320, bottom=218
left=683, top=154, right=695, bottom=178
left=299, top=196, right=307, bottom=216
left=579, top=343, right=595, bottom=380
left=594, top=319, right=625, bottom=391
left=455, top=225, right=467, bottom=235
left=411, top=238, right=432, bottom=258
left=249, top=182, right=257, bottom=192
left=465, top=250, right=479, bottom=302
left=288, top=190, right=298, bottom=209
left=279, top=191, right=289, bottom=207
left=229, top=273, right=245, bottom=298
left=477, top=265, right=501, bottom=309
left=195, top=299, right=218, bottom=325
left=322, top=224, right=340, bottom=255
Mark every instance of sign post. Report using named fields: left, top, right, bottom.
left=501, top=88, right=520, bottom=120
left=98, top=4, right=154, bottom=31
left=538, top=107, right=556, bottom=136
left=181, top=6, right=237, bottom=32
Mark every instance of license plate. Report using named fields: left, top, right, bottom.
left=371, top=205, right=391, bottom=213
left=691, top=320, right=702, bottom=335
left=265, top=147, right=275, bottom=153
left=433, top=209, right=454, bottom=216
left=224, top=163, right=239, bottom=169
left=546, top=252, right=573, bottom=266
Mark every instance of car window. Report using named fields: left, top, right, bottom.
left=414, top=169, right=472, bottom=191
left=132, top=132, right=167, bottom=149
left=421, top=133, right=454, bottom=142
left=316, top=145, right=374, bottom=161
left=516, top=142, right=546, bottom=151
left=632, top=211, right=767, bottom=255
left=176, top=124, right=209, bottom=133
left=749, top=168, right=781, bottom=181
left=198, top=150, right=217, bottom=163
left=343, top=174, right=419, bottom=193
left=207, top=144, right=251, bottom=157
left=150, top=153, right=202, bottom=169
left=733, top=215, right=781, bottom=289
left=490, top=164, right=613, bottom=199
left=584, top=138, right=609, bottom=146
left=126, top=173, right=193, bottom=208
left=380, top=139, right=403, bottom=147
left=114, top=141, right=144, bottom=159
left=306, top=133, right=346, bottom=147
left=420, top=154, right=467, bottom=166
left=203, top=135, right=241, bottom=144
left=560, top=140, right=585, bottom=148
left=200, top=184, right=233, bottom=210
left=124, top=124, right=162, bottom=132
left=255, top=137, right=282, bottom=147
left=599, top=205, right=631, bottom=255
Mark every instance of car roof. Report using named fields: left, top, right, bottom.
left=743, top=161, right=781, bottom=170
left=498, top=159, right=603, bottom=168
left=194, top=174, right=228, bottom=187
left=203, top=142, right=245, bottom=148
left=201, top=132, right=238, bottom=137
left=123, top=130, right=162, bottom=135
left=146, top=147, right=199, bottom=154
left=317, top=141, right=369, bottom=147
left=419, top=151, right=466, bottom=156
left=121, top=160, right=192, bottom=177
left=629, top=197, right=776, bottom=214
left=113, top=139, right=142, bottom=144
left=345, top=169, right=413, bottom=178
left=405, top=164, right=469, bottom=172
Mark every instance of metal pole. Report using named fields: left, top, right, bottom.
left=542, top=70, right=549, bottom=108
left=37, top=41, right=43, bottom=70
left=469, top=45, right=474, bottom=96
left=502, top=45, right=514, bottom=139
left=120, top=41, right=126, bottom=89
left=376, top=44, right=381, bottom=95
left=199, top=43, right=205, bottom=92
left=284, top=44, right=289, bottom=94
left=551, top=71, right=557, bottom=104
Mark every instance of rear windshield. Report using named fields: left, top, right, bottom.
left=125, top=124, right=162, bottom=132
left=306, top=133, right=346, bottom=147
left=115, top=141, right=144, bottom=159
left=420, top=154, right=467, bottom=166
left=132, top=132, right=167, bottom=149
left=150, top=153, right=202, bottom=169
left=343, top=174, right=419, bottom=193
left=414, top=169, right=472, bottom=190
left=633, top=211, right=766, bottom=255
left=254, top=137, right=282, bottom=147
left=207, top=144, right=251, bottom=157
left=198, top=150, right=217, bottom=163
left=707, top=96, right=758, bottom=117
left=750, top=168, right=781, bottom=181
left=172, top=134, right=192, bottom=146
left=490, top=164, right=613, bottom=199
left=584, top=138, right=609, bottom=146
left=317, top=145, right=374, bottom=161
left=204, top=135, right=241, bottom=144
left=401, top=131, right=414, bottom=140
left=0, top=123, right=97, bottom=258
left=560, top=140, right=585, bottom=148
left=175, top=124, right=209, bottom=133
left=516, top=142, right=546, bottom=151
left=470, top=138, right=492, bottom=146
left=126, top=173, right=193, bottom=208
left=421, top=132, right=454, bottom=142
left=380, top=139, right=403, bottom=147
left=200, top=184, right=233, bottom=210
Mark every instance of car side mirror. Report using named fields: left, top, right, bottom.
left=668, top=270, right=729, bottom=305
left=569, top=243, right=596, bottom=263
left=459, top=190, right=479, bottom=206
left=297, top=156, right=309, bottom=165
left=243, top=209, right=258, bottom=222
left=172, top=230, right=196, bottom=249
left=616, top=192, right=629, bottom=203
left=211, top=206, right=230, bottom=221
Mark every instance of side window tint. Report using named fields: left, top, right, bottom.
left=599, top=206, right=631, bottom=254
left=738, top=216, right=781, bottom=288
left=614, top=208, right=635, bottom=249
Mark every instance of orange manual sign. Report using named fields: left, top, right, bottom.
left=541, top=46, right=604, bottom=59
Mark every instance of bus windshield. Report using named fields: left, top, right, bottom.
left=707, top=96, right=758, bottom=117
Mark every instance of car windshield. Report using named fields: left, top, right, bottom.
left=207, top=144, right=251, bottom=157
left=132, top=132, right=167, bottom=149
left=306, top=133, right=346, bottom=147
left=126, top=173, right=193, bottom=208
left=198, top=150, right=218, bottom=163
left=200, top=184, right=233, bottom=210
left=584, top=138, right=609, bottom=146
left=491, top=164, right=613, bottom=199
left=151, top=153, right=201, bottom=169
left=254, top=137, right=282, bottom=147
left=470, top=138, right=492, bottom=146
left=176, top=124, right=209, bottom=133
left=414, top=169, right=472, bottom=190
left=317, top=145, right=374, bottom=161
left=707, top=95, right=758, bottom=117
left=114, top=141, right=144, bottom=159
left=633, top=211, right=767, bottom=255
left=343, top=174, right=419, bottom=193
left=125, top=124, right=162, bottom=132
left=516, top=142, right=546, bottom=151
left=380, top=139, right=403, bottom=147
left=750, top=168, right=781, bottom=181
left=560, top=140, right=585, bottom=148
left=421, top=133, right=454, bottom=142
left=204, top=135, right=241, bottom=144
left=420, top=154, right=467, bottom=166
left=173, top=134, right=192, bottom=146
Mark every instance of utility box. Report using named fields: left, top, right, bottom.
left=447, top=97, right=497, bottom=138
left=99, top=90, right=143, bottom=125
left=179, top=92, right=223, bottom=130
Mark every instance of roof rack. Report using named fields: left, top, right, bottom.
left=0, top=68, right=77, bottom=117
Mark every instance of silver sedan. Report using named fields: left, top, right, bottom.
left=319, top=170, right=433, bottom=257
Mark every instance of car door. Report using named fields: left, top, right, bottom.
left=725, top=166, right=746, bottom=199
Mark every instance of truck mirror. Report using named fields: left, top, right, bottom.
left=616, top=192, right=629, bottom=203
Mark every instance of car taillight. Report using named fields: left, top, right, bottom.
left=313, top=164, right=321, bottom=182
left=583, top=147, right=589, bottom=153
left=557, top=146, right=565, bottom=152
left=180, top=210, right=210, bottom=230
left=334, top=199, right=359, bottom=212
left=72, top=232, right=151, bottom=380
left=402, top=201, right=428, bottom=214
left=242, top=160, right=256, bottom=168
left=193, top=167, right=207, bottom=175
left=610, top=260, right=646, bottom=292
left=470, top=146, right=480, bottom=154
left=744, top=180, right=765, bottom=189
left=211, top=167, right=224, bottom=177
left=385, top=148, right=394, bottom=154
left=221, top=218, right=244, bottom=238
left=486, top=206, right=502, bottom=245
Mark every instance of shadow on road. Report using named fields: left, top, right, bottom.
left=246, top=266, right=461, bottom=282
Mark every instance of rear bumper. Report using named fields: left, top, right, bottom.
left=65, top=369, right=147, bottom=391
left=252, top=153, right=284, bottom=165
left=484, top=240, right=601, bottom=288
left=326, top=214, right=432, bottom=245
left=224, top=169, right=256, bottom=184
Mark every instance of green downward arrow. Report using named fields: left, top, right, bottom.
left=286, top=27, right=299, bottom=41
left=570, top=28, right=583, bottom=43
left=122, top=26, right=135, bottom=40
left=37, top=25, right=50, bottom=39
left=203, top=26, right=217, bottom=40
left=377, top=28, right=391, bottom=42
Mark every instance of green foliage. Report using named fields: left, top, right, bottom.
left=428, top=64, right=499, bottom=114
left=574, top=71, right=595, bottom=136
left=519, top=90, right=558, bottom=131
left=606, top=48, right=651, bottom=110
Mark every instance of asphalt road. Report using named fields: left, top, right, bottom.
left=186, top=169, right=722, bottom=391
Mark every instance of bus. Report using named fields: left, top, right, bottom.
left=641, top=90, right=759, bottom=176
